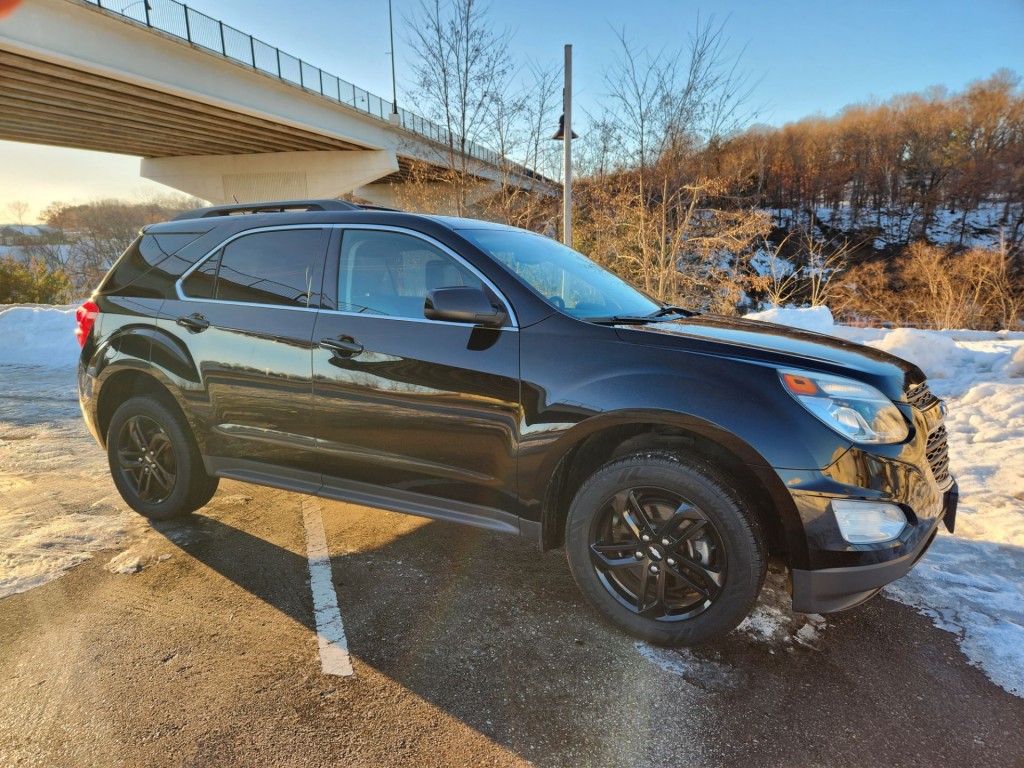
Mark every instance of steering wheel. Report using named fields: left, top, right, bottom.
left=548, top=295, right=566, bottom=310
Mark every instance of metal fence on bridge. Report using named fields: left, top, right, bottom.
left=86, top=0, right=540, bottom=179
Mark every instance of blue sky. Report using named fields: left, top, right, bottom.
left=2, top=0, right=1022, bottom=220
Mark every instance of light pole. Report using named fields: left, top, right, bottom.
left=551, top=45, right=576, bottom=247
left=387, top=0, right=400, bottom=125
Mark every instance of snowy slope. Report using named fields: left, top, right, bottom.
left=772, top=202, right=1019, bottom=251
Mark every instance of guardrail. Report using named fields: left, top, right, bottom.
left=84, top=0, right=542, bottom=180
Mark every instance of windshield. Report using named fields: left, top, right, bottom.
left=460, top=229, right=660, bottom=319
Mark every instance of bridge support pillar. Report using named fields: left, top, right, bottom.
left=141, top=150, right=399, bottom=204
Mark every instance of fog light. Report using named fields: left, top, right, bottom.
left=831, top=500, right=907, bottom=543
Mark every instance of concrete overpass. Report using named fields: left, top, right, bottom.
left=0, top=0, right=553, bottom=209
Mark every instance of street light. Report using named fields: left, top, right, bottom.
left=550, top=114, right=578, bottom=141
left=387, top=0, right=400, bottom=126
left=551, top=45, right=575, bottom=247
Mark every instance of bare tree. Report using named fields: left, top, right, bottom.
left=477, top=62, right=562, bottom=229
left=404, top=0, right=514, bottom=215
left=575, top=17, right=768, bottom=310
left=601, top=17, right=759, bottom=175
left=5, top=200, right=30, bottom=227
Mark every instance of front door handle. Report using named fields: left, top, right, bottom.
left=176, top=313, right=210, bottom=332
left=319, top=336, right=364, bottom=357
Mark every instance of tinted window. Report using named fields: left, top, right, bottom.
left=180, top=250, right=221, bottom=300
left=141, top=233, right=201, bottom=267
left=193, top=229, right=323, bottom=308
left=100, top=232, right=203, bottom=296
left=338, top=230, right=484, bottom=318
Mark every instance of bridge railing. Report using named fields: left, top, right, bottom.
left=85, top=0, right=542, bottom=179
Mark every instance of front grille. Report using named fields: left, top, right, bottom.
left=925, top=424, right=951, bottom=486
left=906, top=383, right=951, bottom=486
left=907, top=383, right=939, bottom=410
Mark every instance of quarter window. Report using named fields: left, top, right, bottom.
left=338, top=230, right=484, bottom=318
left=182, top=229, right=324, bottom=307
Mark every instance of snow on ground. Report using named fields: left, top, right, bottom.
left=0, top=304, right=153, bottom=598
left=0, top=362, right=146, bottom=599
left=748, top=305, right=1024, bottom=697
left=2, top=302, right=1022, bottom=697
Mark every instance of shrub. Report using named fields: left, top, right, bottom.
left=0, top=257, right=73, bottom=304
left=835, top=242, right=1024, bottom=329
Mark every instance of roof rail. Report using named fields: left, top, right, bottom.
left=173, top=199, right=361, bottom=220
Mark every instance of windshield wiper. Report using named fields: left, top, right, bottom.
left=648, top=305, right=698, bottom=318
left=584, top=305, right=699, bottom=325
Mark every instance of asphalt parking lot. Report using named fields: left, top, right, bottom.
left=2, top=476, right=1023, bottom=768
left=1, top=363, right=1021, bottom=768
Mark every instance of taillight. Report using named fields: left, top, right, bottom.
left=75, top=301, right=99, bottom=348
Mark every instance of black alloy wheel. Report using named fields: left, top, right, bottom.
left=590, top=486, right=726, bottom=621
left=106, top=395, right=219, bottom=520
left=566, top=453, right=767, bottom=646
left=115, top=414, right=177, bottom=504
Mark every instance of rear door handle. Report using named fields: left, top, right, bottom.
left=319, top=336, right=364, bottom=357
left=176, top=313, right=210, bottom=332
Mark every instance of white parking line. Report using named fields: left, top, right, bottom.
left=301, top=497, right=354, bottom=677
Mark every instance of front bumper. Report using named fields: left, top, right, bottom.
left=790, top=481, right=958, bottom=613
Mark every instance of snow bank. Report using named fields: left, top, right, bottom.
left=0, top=304, right=80, bottom=368
left=744, top=304, right=836, bottom=334
left=746, top=305, right=1024, bottom=697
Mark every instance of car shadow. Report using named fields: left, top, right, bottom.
left=152, top=506, right=1024, bottom=768
left=151, top=512, right=317, bottom=632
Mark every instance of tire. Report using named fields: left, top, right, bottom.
left=565, top=452, right=767, bottom=646
left=106, top=395, right=219, bottom=521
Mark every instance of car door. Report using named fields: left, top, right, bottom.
left=159, top=225, right=328, bottom=482
left=311, top=226, right=523, bottom=519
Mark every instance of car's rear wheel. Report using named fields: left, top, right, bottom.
left=565, top=453, right=766, bottom=646
left=107, top=395, right=218, bottom=521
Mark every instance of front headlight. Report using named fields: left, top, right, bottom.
left=779, top=369, right=909, bottom=444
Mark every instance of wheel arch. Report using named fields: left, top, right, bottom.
left=88, top=321, right=203, bottom=446
left=536, top=411, right=806, bottom=565
left=95, top=365, right=200, bottom=452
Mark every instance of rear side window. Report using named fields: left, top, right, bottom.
left=180, top=251, right=221, bottom=300
left=182, top=228, right=324, bottom=308
left=99, top=232, right=203, bottom=297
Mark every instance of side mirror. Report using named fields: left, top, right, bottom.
left=424, top=287, right=507, bottom=327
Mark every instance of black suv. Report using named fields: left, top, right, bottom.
left=77, top=199, right=957, bottom=645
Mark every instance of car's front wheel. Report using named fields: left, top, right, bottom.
left=565, top=453, right=767, bottom=646
left=107, top=395, right=218, bottom=521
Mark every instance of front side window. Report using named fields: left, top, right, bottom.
left=338, top=229, right=484, bottom=318
left=182, top=228, right=323, bottom=307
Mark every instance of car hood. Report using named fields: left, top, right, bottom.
left=613, top=314, right=925, bottom=399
